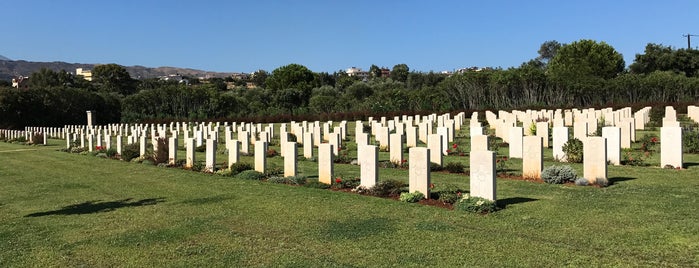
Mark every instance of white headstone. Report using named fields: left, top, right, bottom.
left=427, top=134, right=442, bottom=166
left=469, top=150, right=496, bottom=201
left=389, top=133, right=404, bottom=164
left=318, top=144, right=334, bottom=184
left=360, top=145, right=378, bottom=188
left=205, top=139, right=217, bottom=172
left=601, top=127, right=621, bottom=165
left=660, top=126, right=683, bottom=168
left=522, top=136, right=543, bottom=179
left=552, top=127, right=568, bottom=162
left=584, top=137, right=607, bottom=184
left=409, top=147, right=431, bottom=198
left=254, top=141, right=267, bottom=173
left=284, top=142, right=297, bottom=177
left=509, top=127, right=523, bottom=158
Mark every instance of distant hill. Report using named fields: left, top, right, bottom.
left=0, top=59, right=237, bottom=81
left=0, top=55, right=10, bottom=61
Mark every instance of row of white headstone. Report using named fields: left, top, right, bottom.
left=481, top=106, right=687, bottom=184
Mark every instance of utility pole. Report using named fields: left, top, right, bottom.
left=683, top=34, right=698, bottom=49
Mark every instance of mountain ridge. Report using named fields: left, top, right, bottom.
left=0, top=58, right=237, bottom=81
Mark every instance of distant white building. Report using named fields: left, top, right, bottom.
left=76, top=68, right=93, bottom=81
left=346, top=67, right=369, bottom=78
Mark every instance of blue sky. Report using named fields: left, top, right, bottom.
left=3, top=0, right=698, bottom=73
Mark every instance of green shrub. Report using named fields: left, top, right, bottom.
left=304, top=179, right=330, bottom=189
left=648, top=106, right=664, bottom=127
left=562, top=138, right=583, bottom=163
left=683, top=129, right=699, bottom=153
left=229, top=162, right=253, bottom=174
left=574, top=177, right=589, bottom=186
left=286, top=175, right=307, bottom=185
left=429, top=163, right=444, bottom=172
left=121, top=143, right=140, bottom=162
left=236, top=170, right=265, bottom=180
left=454, top=194, right=498, bottom=214
left=444, top=162, right=465, bottom=173
left=331, top=176, right=360, bottom=189
left=639, top=134, right=659, bottom=153
left=541, top=165, right=577, bottom=184
left=105, top=148, right=118, bottom=158
left=528, top=123, right=537, bottom=136
left=191, top=161, right=204, bottom=172
left=399, top=191, right=425, bottom=203
left=433, top=184, right=462, bottom=204
left=267, top=176, right=287, bottom=184
left=70, top=147, right=87, bottom=154
left=264, top=166, right=283, bottom=177
left=215, top=169, right=233, bottom=176
left=368, top=180, right=406, bottom=197
left=622, top=148, right=648, bottom=166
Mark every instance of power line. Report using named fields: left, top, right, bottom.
left=682, top=33, right=698, bottom=49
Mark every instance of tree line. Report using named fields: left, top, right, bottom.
left=1, top=39, right=699, bottom=129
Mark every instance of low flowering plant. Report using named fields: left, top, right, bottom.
left=454, top=194, right=498, bottom=214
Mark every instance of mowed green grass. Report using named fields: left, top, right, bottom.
left=1, top=126, right=698, bottom=267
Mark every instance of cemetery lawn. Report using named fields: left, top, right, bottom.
left=1, top=140, right=698, bottom=267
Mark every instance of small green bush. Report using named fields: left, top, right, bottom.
left=575, top=177, right=589, bottom=186
left=683, top=129, right=699, bottom=153
left=444, top=162, right=465, bottom=173
left=429, top=163, right=444, bottom=172
left=331, top=176, right=360, bottom=189
left=368, top=180, right=407, bottom=197
left=433, top=184, right=462, bottom=204
left=70, top=147, right=87, bottom=154
left=267, top=176, right=287, bottom=184
left=229, top=162, right=253, bottom=174
left=454, top=194, right=498, bottom=214
left=399, top=191, right=425, bottom=203
left=121, top=143, right=140, bottom=162
left=264, top=166, right=283, bottom=177
left=286, top=175, right=307, bottom=185
left=236, top=170, right=265, bottom=180
left=105, top=148, right=118, bottom=158
left=541, top=165, right=577, bottom=184
left=304, top=179, right=330, bottom=189
left=191, top=161, right=204, bottom=172
left=562, top=138, right=583, bottom=163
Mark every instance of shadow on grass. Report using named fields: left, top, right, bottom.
left=608, top=177, right=636, bottom=185
left=683, top=162, right=699, bottom=168
left=319, top=217, right=395, bottom=240
left=24, top=198, right=166, bottom=217
left=497, top=197, right=538, bottom=208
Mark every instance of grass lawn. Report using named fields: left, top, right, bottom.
left=1, top=124, right=698, bottom=267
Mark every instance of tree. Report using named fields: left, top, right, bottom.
left=265, top=64, right=315, bottom=92
left=369, top=64, right=382, bottom=78
left=250, top=69, right=268, bottom=88
left=345, top=81, right=373, bottom=100
left=536, top=40, right=562, bottom=63
left=630, top=43, right=699, bottom=77
left=92, top=64, right=138, bottom=95
left=390, top=64, right=410, bottom=82
left=548, top=39, right=625, bottom=81
left=309, top=85, right=340, bottom=114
